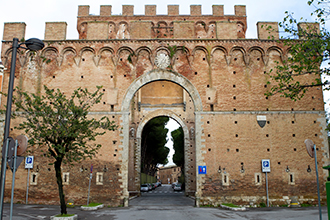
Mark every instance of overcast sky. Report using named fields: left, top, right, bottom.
left=1, top=0, right=328, bottom=166
left=0, top=0, right=322, bottom=42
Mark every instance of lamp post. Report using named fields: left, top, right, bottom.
left=0, top=37, right=44, bottom=220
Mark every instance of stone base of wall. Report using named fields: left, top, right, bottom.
left=199, top=196, right=326, bottom=207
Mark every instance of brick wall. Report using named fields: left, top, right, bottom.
left=0, top=4, right=327, bottom=207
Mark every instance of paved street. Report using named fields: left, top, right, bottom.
left=1, top=185, right=328, bottom=219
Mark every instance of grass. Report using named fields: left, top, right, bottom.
left=301, top=203, right=314, bottom=207
left=82, top=202, right=102, bottom=207
left=55, top=214, right=75, bottom=217
left=222, top=203, right=240, bottom=208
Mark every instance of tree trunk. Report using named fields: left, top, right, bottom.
left=54, top=159, right=67, bottom=214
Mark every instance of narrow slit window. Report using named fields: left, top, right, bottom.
left=96, top=172, right=104, bottom=185
left=30, top=173, right=39, bottom=185
left=63, top=172, right=69, bottom=185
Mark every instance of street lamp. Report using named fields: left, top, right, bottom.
left=0, top=37, right=44, bottom=219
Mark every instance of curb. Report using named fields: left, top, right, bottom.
left=220, top=204, right=246, bottom=211
left=80, top=204, right=104, bottom=211
left=50, top=214, right=78, bottom=220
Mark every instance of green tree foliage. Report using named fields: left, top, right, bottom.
left=12, top=86, right=117, bottom=215
left=141, top=116, right=169, bottom=176
left=266, top=0, right=330, bottom=100
left=171, top=127, right=184, bottom=168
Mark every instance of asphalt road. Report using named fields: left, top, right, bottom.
left=1, top=184, right=328, bottom=219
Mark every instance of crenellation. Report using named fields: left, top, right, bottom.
left=2, top=22, right=26, bottom=41
left=76, top=5, right=248, bottom=40
left=257, top=22, right=279, bottom=40
left=44, top=22, right=67, bottom=41
left=298, top=22, right=320, bottom=39
left=145, top=5, right=156, bottom=16
left=100, top=5, right=112, bottom=16
left=190, top=5, right=202, bottom=16
left=78, top=5, right=90, bottom=17
left=212, top=5, right=224, bottom=16
left=122, top=5, right=134, bottom=16
left=234, top=5, right=246, bottom=16
left=168, top=5, right=179, bottom=16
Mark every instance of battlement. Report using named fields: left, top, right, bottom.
left=3, top=5, right=319, bottom=42
left=77, top=5, right=246, bottom=17
left=76, top=5, right=248, bottom=40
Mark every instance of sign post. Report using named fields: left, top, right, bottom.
left=87, top=164, right=93, bottom=206
left=25, top=156, right=34, bottom=204
left=262, top=159, right=270, bottom=207
left=305, top=139, right=322, bottom=220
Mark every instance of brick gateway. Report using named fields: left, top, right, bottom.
left=0, top=4, right=328, bottom=207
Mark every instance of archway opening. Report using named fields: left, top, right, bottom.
left=124, top=70, right=202, bottom=205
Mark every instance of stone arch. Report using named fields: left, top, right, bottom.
left=41, top=46, right=59, bottom=57
left=61, top=47, right=77, bottom=57
left=266, top=46, right=284, bottom=65
left=121, top=69, right=202, bottom=112
left=229, top=46, right=247, bottom=65
left=120, top=69, right=203, bottom=206
left=248, top=46, right=265, bottom=66
left=79, top=46, right=95, bottom=56
left=134, top=109, right=191, bottom=191
left=157, top=21, right=168, bottom=27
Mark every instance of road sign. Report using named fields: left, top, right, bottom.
left=198, top=166, right=207, bottom=174
left=25, top=156, right=34, bottom=169
left=262, top=159, right=270, bottom=172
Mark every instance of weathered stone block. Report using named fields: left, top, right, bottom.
left=130, top=21, right=152, bottom=39
left=78, top=5, right=90, bottom=17
left=234, top=5, right=246, bottom=16
left=206, top=88, right=217, bottom=104
left=168, top=5, right=179, bottom=16
left=145, top=5, right=156, bottom=16
left=86, top=21, right=108, bottom=40
left=190, top=5, right=201, bottom=16
left=107, top=88, right=118, bottom=105
left=298, top=22, right=320, bottom=39
left=173, top=21, right=194, bottom=39
left=216, top=21, right=237, bottom=39
left=212, top=5, right=224, bottom=16
left=123, top=5, right=134, bottom=16
left=3, top=22, right=26, bottom=41
left=44, top=22, right=67, bottom=40
left=257, top=22, right=279, bottom=40
left=100, top=5, right=112, bottom=16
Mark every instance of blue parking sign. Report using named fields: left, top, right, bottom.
left=262, top=159, right=270, bottom=172
left=25, top=156, right=34, bottom=169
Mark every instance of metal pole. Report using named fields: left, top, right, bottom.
left=266, top=172, right=269, bottom=207
left=0, top=139, right=10, bottom=218
left=0, top=38, right=19, bottom=220
left=314, top=145, right=322, bottom=220
left=26, top=168, right=30, bottom=204
left=9, top=140, right=18, bottom=220
left=87, top=173, right=92, bottom=206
